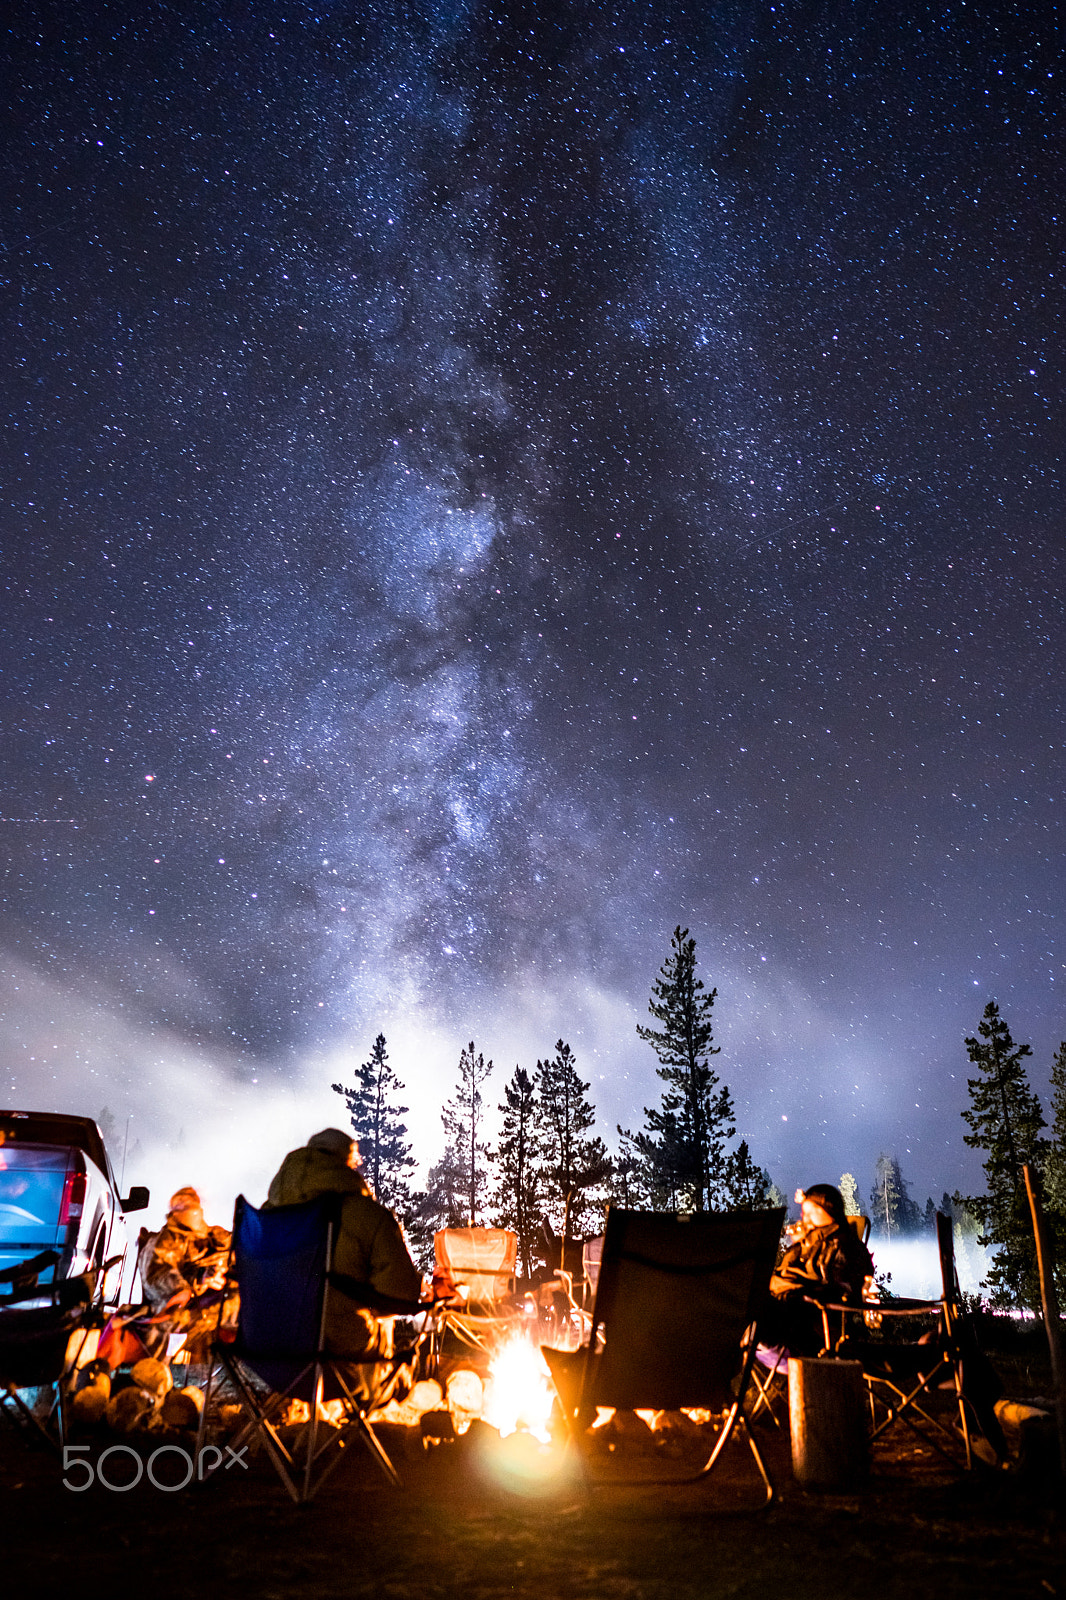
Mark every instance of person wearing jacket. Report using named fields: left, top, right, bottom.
left=759, top=1182, right=875, bottom=1359
left=263, top=1127, right=422, bottom=1361
left=137, top=1186, right=235, bottom=1363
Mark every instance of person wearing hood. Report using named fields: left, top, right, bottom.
left=263, top=1127, right=422, bottom=1361
left=137, top=1186, right=234, bottom=1363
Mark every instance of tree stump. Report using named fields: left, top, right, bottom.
left=789, top=1357, right=868, bottom=1488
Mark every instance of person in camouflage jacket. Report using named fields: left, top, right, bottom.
left=139, top=1186, right=234, bottom=1361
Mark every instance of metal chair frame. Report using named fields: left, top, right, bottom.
left=806, top=1212, right=980, bottom=1469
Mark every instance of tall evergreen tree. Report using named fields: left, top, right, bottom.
left=1042, top=1041, right=1066, bottom=1298
left=405, top=1147, right=467, bottom=1275
left=869, top=1153, right=922, bottom=1237
left=610, top=1138, right=652, bottom=1209
left=331, top=1033, right=416, bottom=1212
left=839, top=1172, right=861, bottom=1216
left=536, top=1041, right=610, bottom=1240
left=440, top=1040, right=493, bottom=1225
left=489, top=1065, right=540, bottom=1279
left=626, top=926, right=735, bottom=1211
left=721, top=1139, right=773, bottom=1210
left=959, top=999, right=1047, bottom=1310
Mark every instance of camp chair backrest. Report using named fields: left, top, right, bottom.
left=202, top=1195, right=411, bottom=1500
left=232, top=1194, right=333, bottom=1359
left=586, top=1207, right=785, bottom=1414
left=582, top=1234, right=604, bottom=1297
left=435, top=1228, right=517, bottom=1306
left=848, top=1214, right=871, bottom=1245
left=934, top=1209, right=968, bottom=1341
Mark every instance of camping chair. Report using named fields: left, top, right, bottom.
left=198, top=1194, right=430, bottom=1502
left=0, top=1254, right=101, bottom=1449
left=542, top=1206, right=786, bottom=1504
left=434, top=1227, right=522, bottom=1360
left=806, top=1212, right=993, bottom=1470
left=582, top=1235, right=604, bottom=1305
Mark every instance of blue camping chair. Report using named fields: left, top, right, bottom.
left=199, top=1194, right=429, bottom=1501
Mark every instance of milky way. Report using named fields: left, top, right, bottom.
left=1, top=1, right=1062, bottom=1209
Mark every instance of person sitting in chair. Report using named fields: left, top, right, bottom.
left=758, top=1182, right=874, bottom=1360
left=760, top=1182, right=1007, bottom=1462
left=139, top=1186, right=235, bottom=1362
left=263, top=1128, right=422, bottom=1365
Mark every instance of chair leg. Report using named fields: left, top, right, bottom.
left=865, top=1358, right=975, bottom=1470
left=748, top=1353, right=787, bottom=1429
left=2, top=1382, right=62, bottom=1451
left=694, top=1395, right=774, bottom=1504
left=304, top=1365, right=324, bottom=1503
left=331, top=1362, right=404, bottom=1488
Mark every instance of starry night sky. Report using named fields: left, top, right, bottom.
left=1, top=1, right=1062, bottom=1224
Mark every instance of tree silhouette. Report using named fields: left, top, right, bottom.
left=869, top=1153, right=922, bottom=1237
left=721, top=1139, right=773, bottom=1210
left=536, top=1040, right=610, bottom=1243
left=959, top=1000, right=1047, bottom=1310
left=489, top=1065, right=541, bottom=1279
left=440, top=1040, right=493, bottom=1225
left=626, top=926, right=734, bottom=1210
left=331, top=1033, right=416, bottom=1212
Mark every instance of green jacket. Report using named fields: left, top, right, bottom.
left=264, top=1144, right=421, bottom=1306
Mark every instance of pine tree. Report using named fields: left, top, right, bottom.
left=439, top=1041, right=493, bottom=1225
left=869, top=1154, right=922, bottom=1237
left=406, top=1150, right=467, bottom=1274
left=536, top=1041, right=610, bottom=1242
left=1044, top=1040, right=1066, bottom=1288
left=97, top=1105, right=118, bottom=1147
left=489, top=1066, right=540, bottom=1279
left=610, top=1137, right=652, bottom=1208
left=626, top=926, right=735, bottom=1211
left=331, top=1033, right=416, bottom=1212
left=721, top=1139, right=773, bottom=1210
left=839, top=1173, right=861, bottom=1217
left=959, top=1000, right=1047, bottom=1310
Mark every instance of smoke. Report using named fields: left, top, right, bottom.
left=0, top=953, right=652, bottom=1233
left=870, top=1231, right=993, bottom=1300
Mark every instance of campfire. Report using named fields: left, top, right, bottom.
left=481, top=1334, right=555, bottom=1444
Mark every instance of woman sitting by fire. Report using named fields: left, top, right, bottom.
left=758, top=1182, right=875, bottom=1361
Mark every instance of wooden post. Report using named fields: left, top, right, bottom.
left=789, top=1357, right=869, bottom=1488
left=1022, top=1164, right=1066, bottom=1478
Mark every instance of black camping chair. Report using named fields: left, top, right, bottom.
left=198, top=1194, right=430, bottom=1502
left=542, top=1205, right=785, bottom=1505
left=805, top=1212, right=1002, bottom=1470
left=0, top=1253, right=100, bottom=1449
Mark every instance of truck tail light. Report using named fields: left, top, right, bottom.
left=59, top=1164, right=87, bottom=1224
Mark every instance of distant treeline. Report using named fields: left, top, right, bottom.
left=329, top=945, right=1066, bottom=1309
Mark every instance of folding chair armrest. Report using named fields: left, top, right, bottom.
left=803, top=1296, right=941, bottom=1317
left=325, top=1271, right=427, bottom=1317
left=870, top=1298, right=943, bottom=1316
left=0, top=1249, right=61, bottom=1286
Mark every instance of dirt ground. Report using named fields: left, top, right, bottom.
left=3, top=1402, right=1063, bottom=1600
